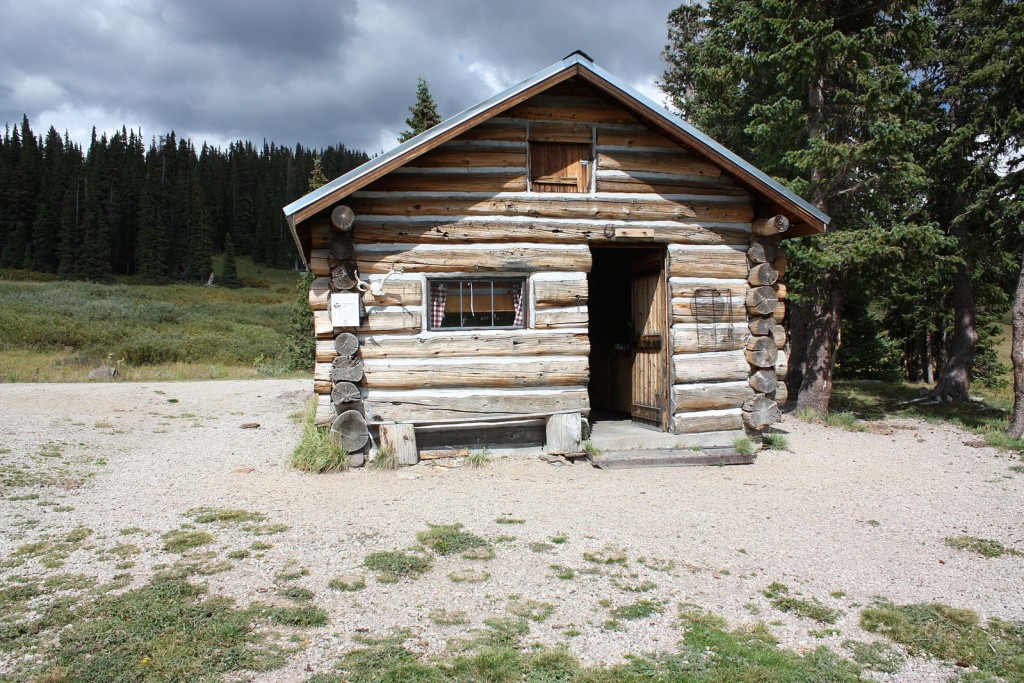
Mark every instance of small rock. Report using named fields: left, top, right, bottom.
left=240, top=422, right=260, bottom=429
left=232, top=467, right=256, bottom=475
left=963, top=439, right=986, bottom=448
left=87, top=365, right=117, bottom=380
left=348, top=452, right=366, bottom=468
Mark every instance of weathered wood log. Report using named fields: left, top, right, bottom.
left=528, top=120, right=593, bottom=142
left=745, top=336, right=779, bottom=369
left=669, top=246, right=748, bottom=279
left=309, top=277, right=331, bottom=311
left=314, top=310, right=333, bottom=339
left=352, top=217, right=750, bottom=246
left=362, top=388, right=590, bottom=424
left=331, top=205, right=355, bottom=232
left=773, top=298, right=786, bottom=324
left=315, top=395, right=336, bottom=428
left=741, top=395, right=781, bottom=430
left=346, top=193, right=753, bottom=224
left=595, top=175, right=747, bottom=197
left=597, top=126, right=676, bottom=148
left=334, top=332, right=359, bottom=358
left=672, top=297, right=747, bottom=324
left=331, top=410, right=369, bottom=453
left=330, top=261, right=360, bottom=291
left=776, top=349, right=789, bottom=378
left=310, top=218, right=331, bottom=249
left=357, top=332, right=589, bottom=359
left=670, top=280, right=748, bottom=299
left=357, top=310, right=422, bottom=334
left=533, top=279, right=588, bottom=308
left=361, top=280, right=422, bottom=307
left=774, top=283, right=788, bottom=300
left=330, top=356, right=364, bottom=382
left=309, top=248, right=330, bottom=276
left=672, top=324, right=748, bottom=353
left=314, top=379, right=332, bottom=395
left=745, top=286, right=778, bottom=315
left=546, top=412, right=582, bottom=454
left=774, top=382, right=789, bottom=405
left=378, top=422, right=418, bottom=466
left=748, top=369, right=778, bottom=394
left=354, top=244, right=592, bottom=274
left=331, top=381, right=362, bottom=406
left=316, top=340, right=338, bottom=363
left=751, top=215, right=789, bottom=236
left=671, top=409, right=744, bottom=434
left=673, top=351, right=749, bottom=383
left=451, top=120, right=527, bottom=142
left=748, top=315, right=776, bottom=336
left=365, top=172, right=527, bottom=194
left=505, top=95, right=639, bottom=124
left=534, top=309, right=588, bottom=329
left=406, top=147, right=526, bottom=169
left=772, top=325, right=787, bottom=350
left=361, top=358, right=589, bottom=390
left=775, top=248, right=788, bottom=279
left=597, top=150, right=722, bottom=177
left=673, top=381, right=754, bottom=412
left=747, top=262, right=779, bottom=287
left=329, top=234, right=355, bottom=261
left=747, top=237, right=777, bottom=264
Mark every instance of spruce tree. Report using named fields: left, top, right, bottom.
left=308, top=152, right=328, bottom=191
left=285, top=270, right=316, bottom=371
left=398, top=77, right=442, bottom=142
left=220, top=232, right=240, bottom=288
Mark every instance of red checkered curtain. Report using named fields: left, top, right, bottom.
left=430, top=281, right=447, bottom=328
left=512, top=282, right=524, bottom=327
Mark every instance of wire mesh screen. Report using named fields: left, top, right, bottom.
left=693, top=287, right=734, bottom=351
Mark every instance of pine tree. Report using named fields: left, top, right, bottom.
left=220, top=232, right=240, bottom=288
left=662, top=0, right=940, bottom=413
left=308, top=152, right=328, bottom=191
left=398, top=77, right=442, bottom=142
left=285, top=270, right=316, bottom=370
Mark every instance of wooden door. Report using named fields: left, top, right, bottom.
left=530, top=142, right=591, bottom=193
left=630, top=269, right=669, bottom=429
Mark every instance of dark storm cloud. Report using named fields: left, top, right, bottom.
left=0, top=0, right=680, bottom=153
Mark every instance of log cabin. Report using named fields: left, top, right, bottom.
left=283, top=52, right=828, bottom=465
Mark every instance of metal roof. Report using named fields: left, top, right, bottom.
left=283, top=53, right=830, bottom=233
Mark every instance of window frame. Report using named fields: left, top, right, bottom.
left=426, top=277, right=529, bottom=331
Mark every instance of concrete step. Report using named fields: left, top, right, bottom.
left=588, top=447, right=756, bottom=470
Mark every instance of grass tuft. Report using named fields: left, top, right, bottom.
left=185, top=507, right=266, bottom=525
left=161, top=530, right=214, bottom=553
left=464, top=447, right=493, bottom=468
left=763, top=582, right=842, bottom=624
left=368, top=443, right=398, bottom=471
left=291, top=399, right=349, bottom=473
left=363, top=550, right=432, bottom=578
left=416, top=523, right=489, bottom=556
left=761, top=432, right=791, bottom=450
left=328, top=575, right=366, bottom=592
left=733, top=436, right=755, bottom=456
left=508, top=598, right=555, bottom=622
left=945, top=535, right=1022, bottom=558
left=609, top=599, right=664, bottom=621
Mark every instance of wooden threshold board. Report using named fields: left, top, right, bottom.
left=587, top=447, right=755, bottom=470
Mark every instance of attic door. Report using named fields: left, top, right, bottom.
left=530, top=142, right=590, bottom=193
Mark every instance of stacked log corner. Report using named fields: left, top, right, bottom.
left=741, top=218, right=788, bottom=434
left=309, top=210, right=376, bottom=468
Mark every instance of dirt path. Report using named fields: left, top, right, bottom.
left=1, top=379, right=1022, bottom=681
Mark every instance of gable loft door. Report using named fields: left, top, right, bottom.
left=531, top=142, right=590, bottom=193
left=630, top=258, right=670, bottom=429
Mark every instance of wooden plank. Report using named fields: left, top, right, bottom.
left=315, top=395, right=336, bottom=428
left=670, top=280, right=748, bottom=299
left=669, top=246, right=748, bottom=279
left=534, top=309, right=588, bottom=329
left=363, top=172, right=527, bottom=193
left=354, top=245, right=592, bottom=274
left=533, top=279, right=588, bottom=308
left=672, top=324, right=749, bottom=353
left=773, top=299, right=785, bottom=323
left=671, top=410, right=745, bottom=434
left=673, top=381, right=754, bottom=412
left=357, top=310, right=422, bottom=334
left=505, top=95, right=638, bottom=124
left=451, top=120, right=527, bottom=142
left=672, top=296, right=747, bottom=324
left=361, top=358, right=589, bottom=390
left=357, top=331, right=589, bottom=359
left=673, top=351, right=749, bottom=383
left=309, top=248, right=330, bottom=276
left=361, top=279, right=422, bottom=307
left=310, top=217, right=331, bottom=249
left=415, top=419, right=545, bottom=449
left=353, top=218, right=750, bottom=246
left=409, top=147, right=526, bottom=169
left=598, top=150, right=722, bottom=177
left=316, top=339, right=338, bottom=362
left=314, top=310, right=334, bottom=339
left=347, top=194, right=753, bottom=223
left=378, top=423, right=418, bottom=466
left=528, top=121, right=593, bottom=143
left=546, top=412, right=582, bottom=454
left=362, top=389, right=591, bottom=424
left=309, top=277, right=331, bottom=311
left=596, top=175, right=747, bottom=196
left=597, top=127, right=677, bottom=148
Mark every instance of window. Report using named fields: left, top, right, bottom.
left=428, top=279, right=526, bottom=330
left=530, top=142, right=591, bottom=193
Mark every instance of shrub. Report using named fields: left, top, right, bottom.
left=292, top=399, right=348, bottom=473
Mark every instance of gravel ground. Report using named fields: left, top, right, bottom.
left=1, top=379, right=1022, bottom=681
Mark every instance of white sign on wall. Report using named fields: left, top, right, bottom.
left=330, top=292, right=363, bottom=328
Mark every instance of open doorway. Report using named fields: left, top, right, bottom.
left=588, top=246, right=670, bottom=431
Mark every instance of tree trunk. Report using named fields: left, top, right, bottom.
left=795, top=276, right=842, bottom=415
left=785, top=302, right=810, bottom=398
left=1008, top=252, right=1024, bottom=437
left=932, top=263, right=978, bottom=404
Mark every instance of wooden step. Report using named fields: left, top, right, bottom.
left=588, top=447, right=755, bottom=470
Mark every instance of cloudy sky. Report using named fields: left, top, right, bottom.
left=0, top=0, right=683, bottom=155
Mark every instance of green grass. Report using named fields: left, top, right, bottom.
left=609, top=599, right=664, bottom=620
left=464, top=447, right=493, bottom=468
left=416, top=523, right=489, bottom=556
left=185, top=507, right=267, bottom=525
left=292, top=399, right=349, bottom=474
left=861, top=600, right=1024, bottom=680
left=507, top=598, right=554, bottom=622
left=0, top=258, right=302, bottom=382
left=161, top=530, right=215, bottom=553
left=763, top=583, right=842, bottom=624
left=368, top=444, right=398, bottom=471
left=583, top=545, right=627, bottom=565
left=841, top=639, right=905, bottom=674
left=429, top=609, right=468, bottom=625
left=761, top=432, right=791, bottom=450
left=328, top=575, right=366, bottom=592
left=261, top=604, right=329, bottom=627
left=449, top=569, right=490, bottom=583
left=945, top=535, right=1023, bottom=558
left=733, top=436, right=755, bottom=455
left=363, top=550, right=433, bottom=579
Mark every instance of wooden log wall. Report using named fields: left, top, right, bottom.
left=302, top=78, right=801, bottom=450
